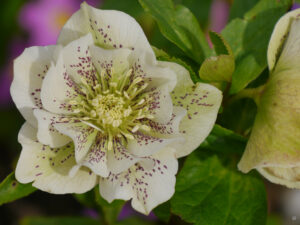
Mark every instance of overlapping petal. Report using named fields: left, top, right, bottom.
left=11, top=45, right=60, bottom=126
left=99, top=147, right=178, bottom=215
left=58, top=3, right=154, bottom=60
left=16, top=123, right=97, bottom=194
left=164, top=61, right=222, bottom=158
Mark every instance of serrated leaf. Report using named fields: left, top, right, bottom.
left=94, top=187, right=125, bottom=225
left=171, top=149, right=267, bottom=225
left=209, top=31, right=233, bottom=56
left=20, top=217, right=100, bottom=225
left=139, top=0, right=211, bottom=64
left=199, top=54, right=234, bottom=82
left=0, top=172, right=36, bottom=206
left=222, top=0, right=293, bottom=94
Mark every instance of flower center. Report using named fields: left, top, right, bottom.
left=68, top=65, right=154, bottom=148
left=90, top=93, right=128, bottom=128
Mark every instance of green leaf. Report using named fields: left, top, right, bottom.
left=20, top=217, right=100, bottom=225
left=222, top=0, right=293, bottom=94
left=153, top=201, right=171, bottom=223
left=218, top=98, right=257, bottom=135
left=179, top=0, right=213, bottom=28
left=94, top=187, right=125, bottom=225
left=73, top=189, right=96, bottom=208
left=0, top=172, right=36, bottom=206
left=201, top=124, right=247, bottom=155
left=209, top=31, right=233, bottom=56
left=153, top=46, right=199, bottom=83
left=229, top=0, right=259, bottom=21
left=199, top=55, right=234, bottom=82
left=171, top=149, right=267, bottom=225
left=139, top=0, right=211, bottom=64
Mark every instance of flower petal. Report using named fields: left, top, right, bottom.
left=257, top=167, right=300, bottom=189
left=58, top=3, right=154, bottom=60
left=62, top=33, right=97, bottom=86
left=238, top=20, right=300, bottom=187
left=267, top=9, right=300, bottom=71
left=107, top=141, right=141, bottom=174
left=41, top=35, right=94, bottom=114
left=11, top=45, right=59, bottom=126
left=15, top=123, right=98, bottom=194
left=168, top=61, right=222, bottom=158
left=274, top=18, right=300, bottom=71
left=54, top=122, right=98, bottom=163
left=89, top=45, right=132, bottom=76
left=77, top=134, right=109, bottom=177
left=33, top=109, right=71, bottom=148
left=99, top=147, right=178, bottom=215
left=127, top=106, right=186, bottom=157
left=40, top=54, right=77, bottom=114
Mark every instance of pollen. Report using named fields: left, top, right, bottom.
left=68, top=65, right=153, bottom=146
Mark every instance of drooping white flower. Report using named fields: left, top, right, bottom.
left=11, top=3, right=222, bottom=214
left=238, top=9, right=300, bottom=188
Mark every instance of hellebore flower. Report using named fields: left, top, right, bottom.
left=238, top=9, right=300, bottom=188
left=11, top=3, right=222, bottom=214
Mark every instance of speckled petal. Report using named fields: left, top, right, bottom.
left=15, top=123, right=98, bottom=194
left=99, top=147, right=178, bottom=215
left=107, top=141, right=141, bottom=174
left=127, top=106, right=186, bottom=157
left=54, top=122, right=98, bottom=163
left=41, top=35, right=94, bottom=114
left=167, top=61, right=222, bottom=158
left=11, top=45, right=60, bottom=127
left=76, top=134, right=109, bottom=177
left=58, top=3, right=154, bottom=60
left=33, top=109, right=71, bottom=148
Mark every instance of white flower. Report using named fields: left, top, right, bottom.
left=11, top=3, right=222, bottom=214
left=238, top=9, right=300, bottom=188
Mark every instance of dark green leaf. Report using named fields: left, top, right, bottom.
left=94, top=187, right=125, bottom=225
left=229, top=0, right=259, bottom=21
left=139, top=0, right=211, bottom=64
left=171, top=149, right=267, bottom=225
left=201, top=124, right=247, bottom=155
left=73, top=189, right=96, bottom=208
left=218, top=98, right=257, bottom=136
left=0, top=172, right=36, bottom=206
left=179, top=0, right=213, bottom=28
left=153, top=201, right=171, bottom=223
left=222, top=0, right=293, bottom=94
left=101, top=0, right=144, bottom=18
left=20, top=217, right=100, bottom=225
